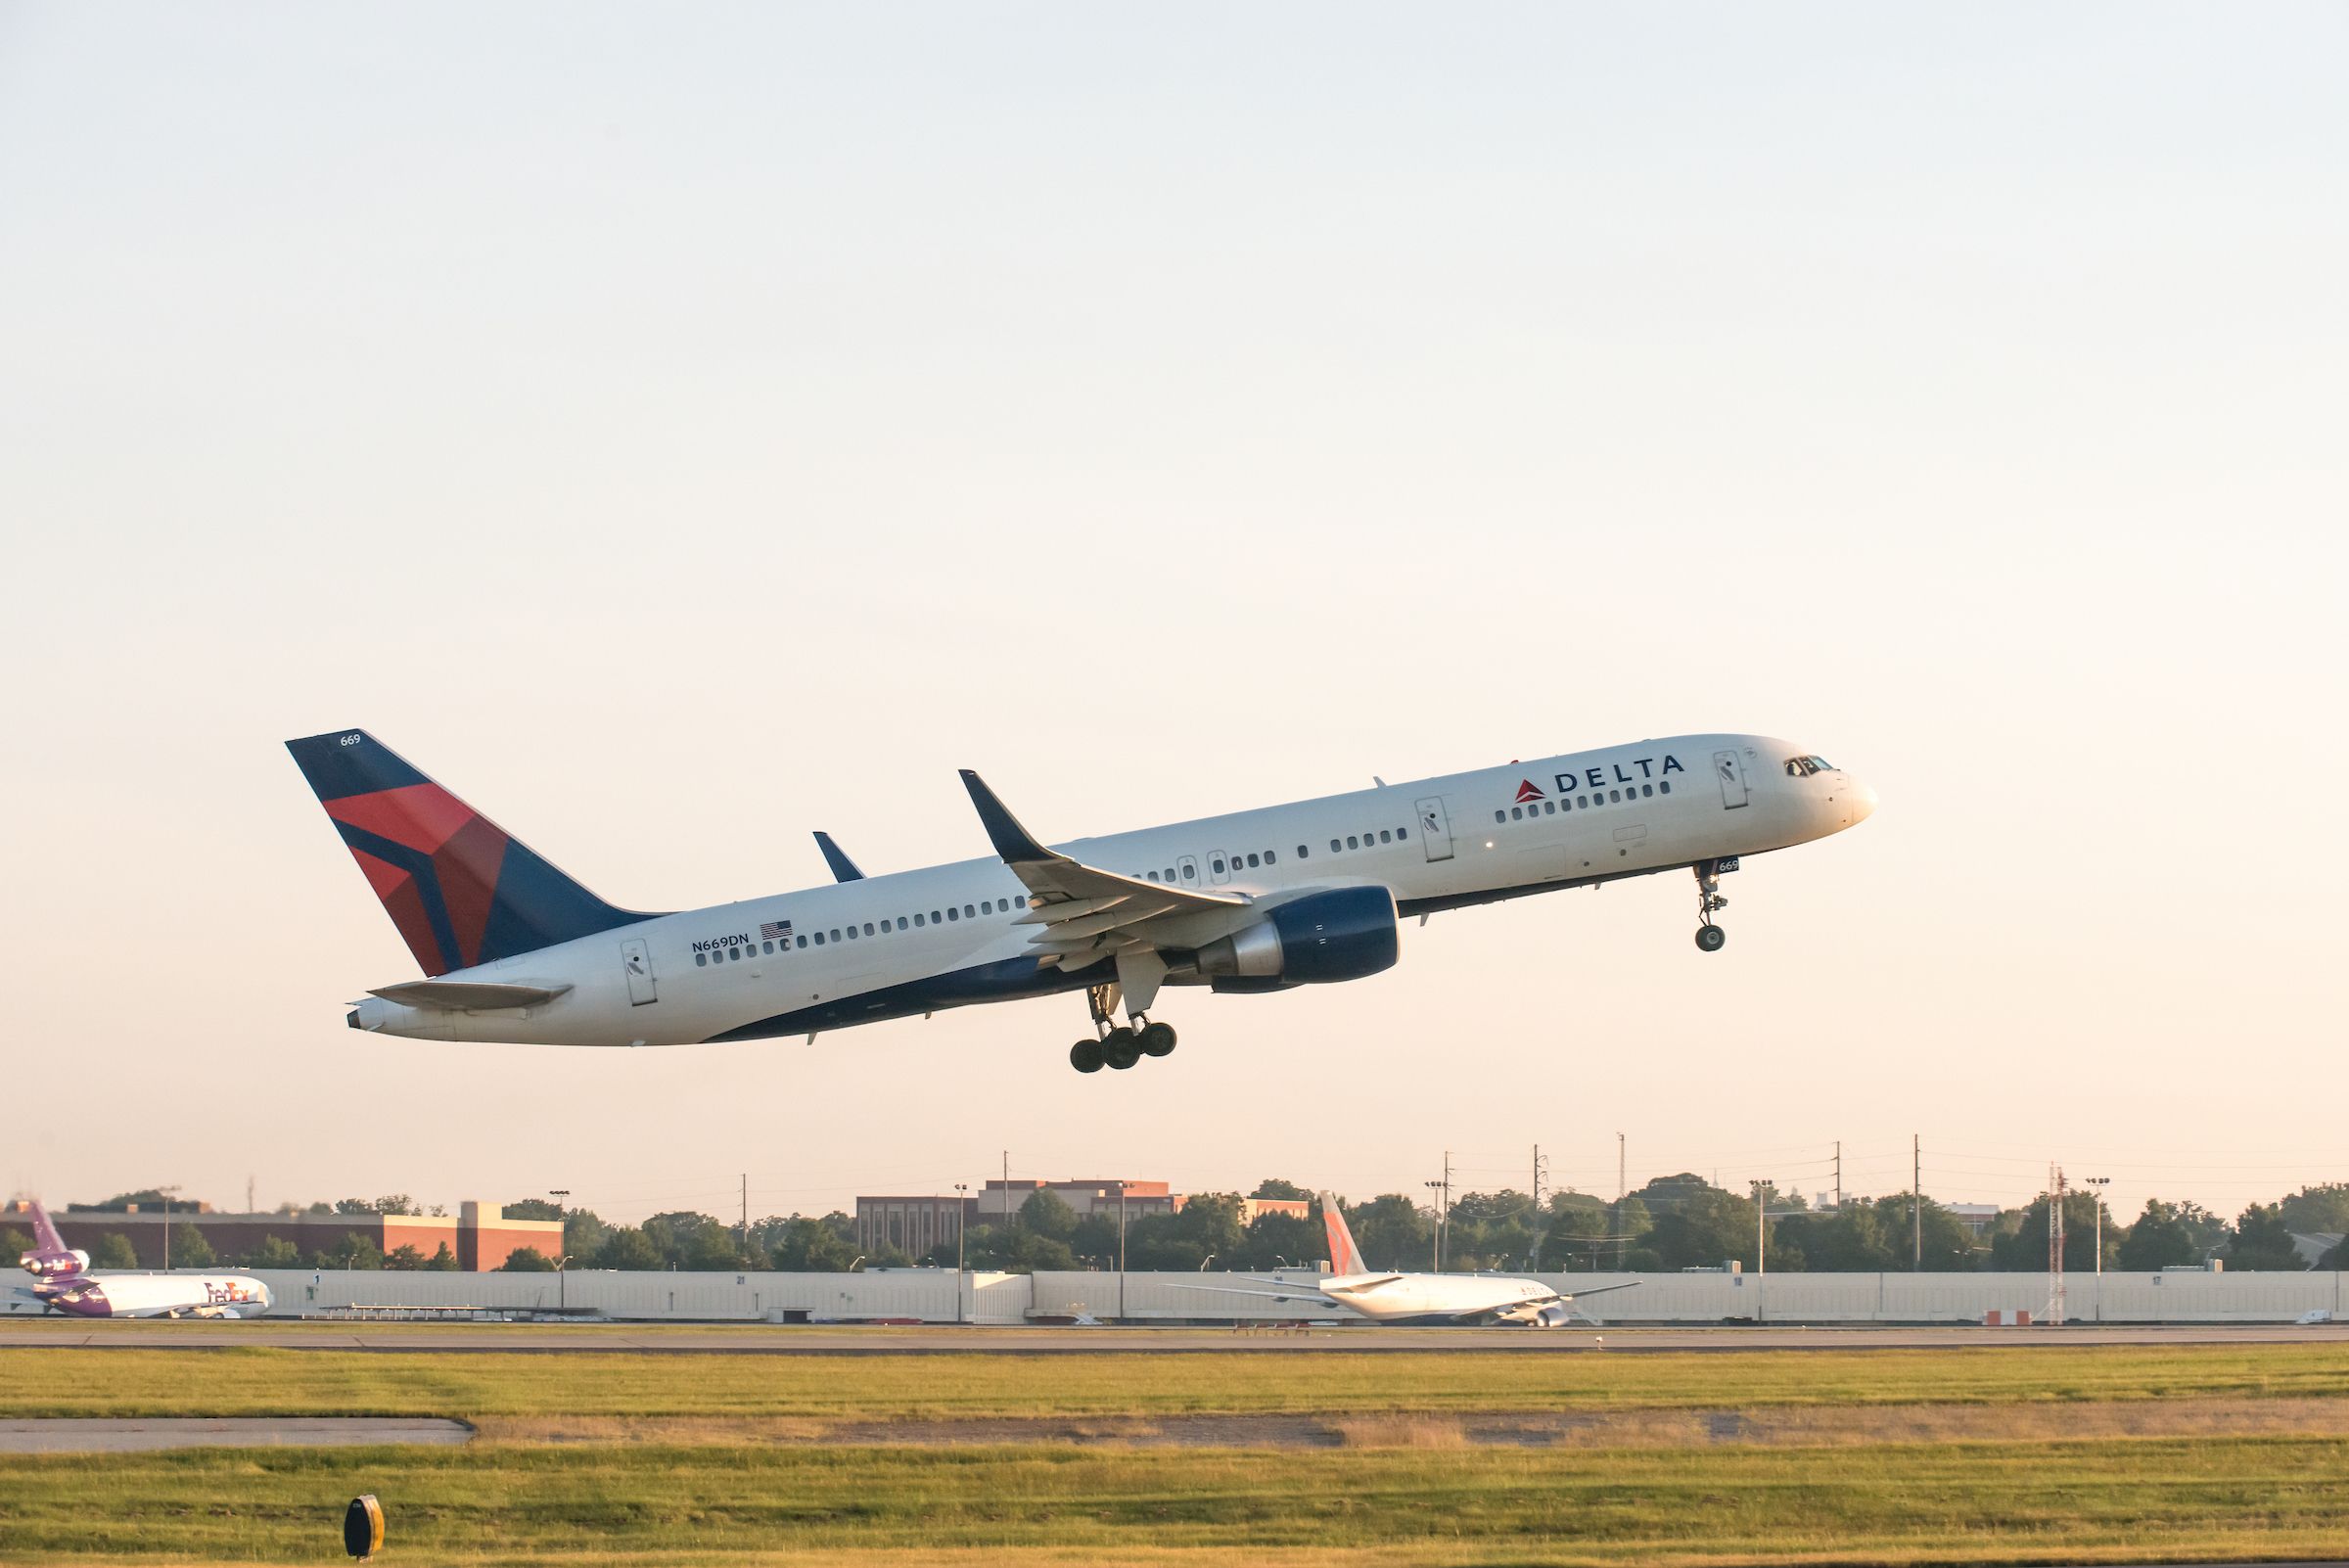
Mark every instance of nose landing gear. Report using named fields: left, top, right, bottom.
left=1069, top=982, right=1178, bottom=1073
left=1692, top=857, right=1736, bottom=952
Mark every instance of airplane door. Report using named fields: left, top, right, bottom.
left=621, top=938, right=658, bottom=1006
left=1209, top=852, right=1233, bottom=885
left=1415, top=797, right=1454, bottom=862
left=1712, top=750, right=1750, bottom=809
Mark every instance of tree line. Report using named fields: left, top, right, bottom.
left=12, top=1177, right=2346, bottom=1274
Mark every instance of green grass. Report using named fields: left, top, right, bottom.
left=3, top=1439, right=2346, bottom=1565
left=5, top=1343, right=2346, bottom=1564
left=1, top=1343, right=2343, bottom=1419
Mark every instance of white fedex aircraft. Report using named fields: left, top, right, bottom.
left=11, top=1202, right=271, bottom=1319
left=290, top=728, right=1873, bottom=1072
left=1186, top=1193, right=1637, bottom=1327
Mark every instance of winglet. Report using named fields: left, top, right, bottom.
left=812, top=831, right=865, bottom=883
left=959, top=770, right=1059, bottom=865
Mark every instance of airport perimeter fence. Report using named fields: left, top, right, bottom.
left=12, top=1267, right=2342, bottom=1325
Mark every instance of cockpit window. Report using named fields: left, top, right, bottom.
left=1783, top=755, right=1836, bottom=777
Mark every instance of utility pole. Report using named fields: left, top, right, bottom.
left=247, top=1176, right=255, bottom=1216
left=1834, top=1141, right=1843, bottom=1212
left=2086, top=1176, right=2110, bottom=1321
left=1912, top=1134, right=1922, bottom=1270
left=1117, top=1180, right=1128, bottom=1321
left=740, top=1174, right=748, bottom=1256
left=1423, top=1153, right=1452, bottom=1272
left=953, top=1182, right=968, bottom=1323
left=1751, top=1180, right=1767, bottom=1275
left=1529, top=1145, right=1547, bottom=1270
left=1616, top=1132, right=1627, bottom=1270
left=2048, top=1165, right=2068, bottom=1326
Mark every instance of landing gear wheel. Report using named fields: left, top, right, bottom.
left=1101, top=1027, right=1142, bottom=1070
left=1070, top=1038, right=1105, bottom=1073
left=1138, top=1020, right=1177, bottom=1057
left=1694, top=924, right=1727, bottom=952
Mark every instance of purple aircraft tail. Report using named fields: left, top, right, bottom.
left=17, top=1201, right=85, bottom=1281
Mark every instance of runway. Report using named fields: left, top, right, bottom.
left=1, top=1321, right=2338, bottom=1353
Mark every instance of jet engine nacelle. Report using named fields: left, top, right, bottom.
left=1195, top=886, right=1400, bottom=988
left=21, top=1250, right=88, bottom=1280
left=1529, top=1301, right=1576, bottom=1328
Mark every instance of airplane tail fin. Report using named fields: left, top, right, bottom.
left=24, top=1201, right=65, bottom=1257
left=1318, top=1190, right=1369, bottom=1276
left=286, top=729, right=657, bottom=976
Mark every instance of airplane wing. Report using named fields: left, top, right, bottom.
left=1165, top=1281, right=1346, bottom=1310
left=812, top=831, right=865, bottom=882
left=1561, top=1281, right=1640, bottom=1299
left=367, top=981, right=573, bottom=1011
left=959, top=770, right=1250, bottom=972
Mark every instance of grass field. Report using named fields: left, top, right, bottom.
left=3, top=1342, right=2345, bottom=1565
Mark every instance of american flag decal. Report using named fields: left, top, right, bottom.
left=760, top=920, right=793, bottom=941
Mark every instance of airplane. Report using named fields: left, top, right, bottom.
left=288, top=728, right=1874, bottom=1072
left=1181, top=1192, right=1638, bottom=1326
left=11, top=1201, right=272, bottom=1319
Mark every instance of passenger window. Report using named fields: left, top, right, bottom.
left=982, top=899, right=993, bottom=913
left=1347, top=836, right=1359, bottom=850
left=1543, top=801, right=1555, bottom=815
left=1660, top=781, right=1671, bottom=795
left=1510, top=807, right=1521, bottom=821
left=1246, top=853, right=1260, bottom=867
left=762, top=941, right=774, bottom=955
left=1213, top=857, right=1225, bottom=873
left=1609, top=790, right=1620, bottom=803
left=964, top=904, right=976, bottom=918
left=796, top=935, right=808, bottom=948
left=726, top=946, right=740, bottom=961
left=695, top=951, right=708, bottom=967
left=1266, top=850, right=1277, bottom=863
left=1641, top=784, right=1653, bottom=797
left=914, top=913, right=925, bottom=927
left=931, top=910, right=944, bottom=924
left=1493, top=811, right=1504, bottom=824
left=1015, top=896, right=1028, bottom=906
left=829, top=929, right=842, bottom=942
left=947, top=907, right=958, bottom=921
left=1334, top=837, right=1345, bottom=851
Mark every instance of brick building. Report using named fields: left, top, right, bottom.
left=8, top=1200, right=560, bottom=1270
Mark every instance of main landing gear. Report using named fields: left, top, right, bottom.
left=1692, top=856, right=1737, bottom=952
left=1069, top=983, right=1177, bottom=1073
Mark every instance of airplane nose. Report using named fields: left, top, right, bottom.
left=1847, top=777, right=1878, bottom=825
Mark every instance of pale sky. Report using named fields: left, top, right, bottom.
left=3, top=5, right=2342, bottom=1229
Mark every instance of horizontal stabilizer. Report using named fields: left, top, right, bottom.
left=367, top=980, right=572, bottom=1012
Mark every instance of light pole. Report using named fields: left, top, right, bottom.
left=2086, top=1176, right=2111, bottom=1321
left=1116, top=1180, right=1128, bottom=1321
left=159, top=1185, right=181, bottom=1271
left=557, top=1254, right=574, bottom=1313
left=1198, top=1254, right=1216, bottom=1271
left=954, top=1183, right=969, bottom=1324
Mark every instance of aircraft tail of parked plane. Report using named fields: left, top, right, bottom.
left=10, top=1201, right=272, bottom=1319
left=1321, top=1190, right=1370, bottom=1276
left=286, top=730, right=660, bottom=979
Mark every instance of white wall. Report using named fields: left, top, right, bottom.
left=43, top=1267, right=2331, bottom=1324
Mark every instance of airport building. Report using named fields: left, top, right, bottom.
left=7, top=1200, right=561, bottom=1271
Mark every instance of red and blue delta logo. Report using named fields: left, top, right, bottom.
left=1513, top=779, right=1545, bottom=804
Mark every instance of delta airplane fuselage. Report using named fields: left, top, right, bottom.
left=294, top=730, right=1874, bottom=1068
